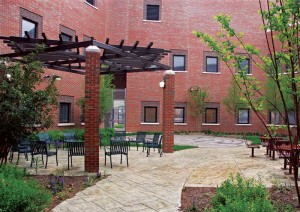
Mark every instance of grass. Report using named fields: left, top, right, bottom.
left=246, top=135, right=261, bottom=145
left=114, top=124, right=124, bottom=129
left=174, top=145, right=197, bottom=151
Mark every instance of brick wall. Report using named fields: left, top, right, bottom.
left=106, top=0, right=269, bottom=134
left=1, top=0, right=271, bottom=134
left=0, top=0, right=104, bottom=129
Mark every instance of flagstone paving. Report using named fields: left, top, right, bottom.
left=13, top=135, right=294, bottom=211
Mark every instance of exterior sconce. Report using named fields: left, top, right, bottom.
left=5, top=73, right=12, bottom=81
left=159, top=80, right=165, bottom=88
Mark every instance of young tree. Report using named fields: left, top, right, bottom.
left=223, top=77, right=247, bottom=134
left=0, top=49, right=58, bottom=164
left=77, top=74, right=114, bottom=124
left=187, top=86, right=209, bottom=132
left=193, top=0, right=300, bottom=205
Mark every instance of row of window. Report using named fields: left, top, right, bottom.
left=22, top=18, right=77, bottom=41
left=142, top=102, right=251, bottom=124
left=172, top=54, right=251, bottom=74
left=59, top=99, right=296, bottom=126
left=269, top=110, right=296, bottom=125
left=21, top=8, right=90, bottom=42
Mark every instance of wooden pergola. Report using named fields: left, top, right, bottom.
left=0, top=34, right=174, bottom=172
left=0, top=34, right=170, bottom=74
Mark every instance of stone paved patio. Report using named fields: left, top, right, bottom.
left=13, top=135, right=295, bottom=211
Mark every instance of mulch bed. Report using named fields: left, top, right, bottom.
left=30, top=175, right=105, bottom=210
left=181, top=187, right=300, bottom=211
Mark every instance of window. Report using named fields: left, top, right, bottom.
left=237, top=109, right=250, bottom=124
left=173, top=55, right=186, bottom=71
left=206, top=57, right=218, bottom=72
left=269, top=110, right=281, bottom=125
left=146, top=5, right=160, bottom=21
left=61, top=33, right=72, bottom=41
left=86, top=0, right=96, bottom=6
left=239, top=58, right=250, bottom=74
left=144, top=107, right=158, bottom=123
left=205, top=108, right=218, bottom=124
left=20, top=8, right=42, bottom=38
left=287, top=111, right=296, bottom=125
left=59, top=25, right=75, bottom=42
left=22, top=19, right=37, bottom=38
left=174, top=107, right=185, bottom=123
left=59, top=103, right=71, bottom=123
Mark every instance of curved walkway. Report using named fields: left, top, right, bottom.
left=16, top=135, right=292, bottom=211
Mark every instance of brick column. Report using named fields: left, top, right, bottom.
left=162, top=70, right=175, bottom=153
left=84, top=46, right=100, bottom=172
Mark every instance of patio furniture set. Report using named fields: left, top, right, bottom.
left=259, top=136, right=300, bottom=175
left=8, top=131, right=163, bottom=170
left=105, top=131, right=163, bottom=168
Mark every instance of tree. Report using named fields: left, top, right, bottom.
left=193, top=0, right=300, bottom=205
left=0, top=49, right=58, bottom=164
left=223, top=77, right=247, bottom=133
left=77, top=74, right=114, bottom=124
left=187, top=86, right=209, bottom=131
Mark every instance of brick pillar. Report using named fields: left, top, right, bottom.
left=84, top=46, right=100, bottom=172
left=162, top=70, right=175, bottom=153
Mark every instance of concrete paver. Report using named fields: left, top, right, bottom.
left=13, top=134, right=295, bottom=211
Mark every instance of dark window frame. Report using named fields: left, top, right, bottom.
left=59, top=102, right=71, bottom=123
left=144, top=0, right=162, bottom=21
left=238, top=58, right=251, bottom=74
left=205, top=108, right=218, bottom=124
left=86, top=0, right=96, bottom=6
left=287, top=111, right=296, bottom=125
left=174, top=107, right=185, bottom=123
left=21, top=18, right=37, bottom=38
left=173, top=55, right=186, bottom=71
left=20, top=8, right=43, bottom=39
left=146, top=4, right=160, bottom=21
left=144, top=106, right=158, bottom=123
left=206, top=56, right=219, bottom=73
left=237, top=109, right=250, bottom=124
left=61, top=33, right=72, bottom=41
left=269, top=110, right=281, bottom=125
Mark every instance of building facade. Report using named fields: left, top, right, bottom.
left=0, top=0, right=269, bottom=133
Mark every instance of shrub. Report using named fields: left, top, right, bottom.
left=0, top=165, right=52, bottom=212
left=114, top=124, right=124, bottom=128
left=100, top=128, right=115, bottom=146
left=208, top=174, right=274, bottom=212
left=47, top=129, right=63, bottom=141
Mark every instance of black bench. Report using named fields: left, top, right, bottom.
left=244, top=135, right=260, bottom=157
left=67, top=141, right=85, bottom=170
left=105, top=137, right=129, bottom=168
left=129, top=131, right=146, bottom=151
left=30, top=140, right=58, bottom=169
left=145, top=133, right=163, bottom=157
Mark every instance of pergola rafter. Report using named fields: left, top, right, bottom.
left=0, top=34, right=171, bottom=74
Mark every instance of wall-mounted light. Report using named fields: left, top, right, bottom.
left=159, top=80, right=165, bottom=88
left=5, top=73, right=12, bottom=81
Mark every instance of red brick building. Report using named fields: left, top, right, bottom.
left=0, top=0, right=269, bottom=133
